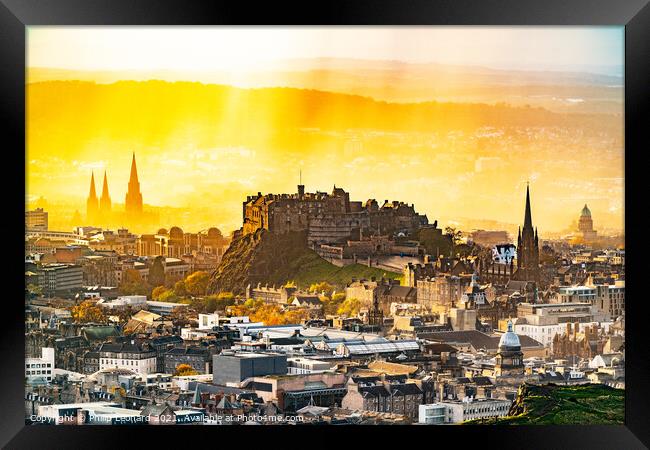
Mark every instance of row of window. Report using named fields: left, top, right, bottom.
left=26, top=363, right=51, bottom=369
left=26, top=369, right=51, bottom=375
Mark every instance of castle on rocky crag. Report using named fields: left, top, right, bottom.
left=242, top=184, right=429, bottom=245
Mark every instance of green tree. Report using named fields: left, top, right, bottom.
left=158, top=289, right=178, bottom=303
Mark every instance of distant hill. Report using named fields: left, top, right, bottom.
left=466, top=383, right=624, bottom=425
left=208, top=229, right=400, bottom=295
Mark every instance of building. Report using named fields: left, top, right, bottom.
left=212, top=352, right=287, bottom=386
left=125, top=152, right=143, bottom=219
left=25, top=347, right=55, bottom=383
left=38, top=263, right=83, bottom=296
left=245, top=284, right=297, bottom=304
left=421, top=398, right=511, bottom=424
left=145, top=300, right=188, bottom=316
left=514, top=185, right=540, bottom=282
left=26, top=208, right=48, bottom=231
left=86, top=172, right=99, bottom=223
left=98, top=341, right=157, bottom=374
left=97, top=295, right=147, bottom=310
left=341, top=375, right=433, bottom=422
left=242, top=185, right=428, bottom=245
left=578, top=204, right=598, bottom=241
left=99, top=171, right=112, bottom=218
left=416, top=274, right=472, bottom=313
left=138, top=227, right=227, bottom=260
left=164, top=347, right=214, bottom=375
left=494, top=320, right=524, bottom=377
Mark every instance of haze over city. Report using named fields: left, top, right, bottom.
left=26, top=27, right=624, bottom=236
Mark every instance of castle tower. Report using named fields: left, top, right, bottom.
left=99, top=171, right=112, bottom=216
left=516, top=184, right=540, bottom=282
left=125, top=152, right=143, bottom=217
left=86, top=171, right=99, bottom=222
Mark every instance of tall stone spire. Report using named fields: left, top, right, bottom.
left=523, top=183, right=533, bottom=231
left=99, top=171, right=112, bottom=213
left=86, top=171, right=99, bottom=221
left=125, top=152, right=143, bottom=215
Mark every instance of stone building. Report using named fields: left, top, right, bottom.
left=341, top=374, right=434, bottom=422
left=242, top=185, right=428, bottom=246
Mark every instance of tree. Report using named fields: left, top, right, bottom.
left=148, top=256, right=166, bottom=289
left=70, top=300, right=106, bottom=324
left=337, top=297, right=362, bottom=317
left=158, top=290, right=178, bottom=303
left=309, top=282, right=335, bottom=297
left=185, top=271, right=210, bottom=296
left=174, top=363, right=198, bottom=376
left=119, top=269, right=148, bottom=296
left=445, top=227, right=463, bottom=257
left=174, top=280, right=188, bottom=297
left=322, top=292, right=346, bottom=315
left=151, top=285, right=168, bottom=300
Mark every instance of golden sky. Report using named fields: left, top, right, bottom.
left=26, top=27, right=624, bottom=236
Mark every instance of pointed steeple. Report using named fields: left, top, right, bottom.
left=129, top=152, right=139, bottom=185
left=523, top=183, right=533, bottom=230
left=125, top=153, right=143, bottom=216
left=86, top=171, right=99, bottom=222
left=88, top=171, right=97, bottom=199
left=99, top=171, right=111, bottom=213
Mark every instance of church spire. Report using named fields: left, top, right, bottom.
left=523, top=183, right=533, bottom=230
left=129, top=152, right=139, bottom=185
left=100, top=171, right=111, bottom=213
left=125, top=153, right=143, bottom=216
left=88, top=171, right=97, bottom=200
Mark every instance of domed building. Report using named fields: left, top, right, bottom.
left=578, top=204, right=598, bottom=242
left=495, top=320, right=524, bottom=377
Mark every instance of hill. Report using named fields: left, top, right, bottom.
left=208, top=229, right=400, bottom=295
left=466, top=383, right=624, bottom=425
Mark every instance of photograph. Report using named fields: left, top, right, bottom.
left=23, top=26, right=626, bottom=427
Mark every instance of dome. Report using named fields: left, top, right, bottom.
left=498, top=320, right=521, bottom=350
left=207, top=227, right=223, bottom=239
left=157, top=228, right=168, bottom=235
left=169, top=226, right=184, bottom=238
left=581, top=204, right=591, bottom=217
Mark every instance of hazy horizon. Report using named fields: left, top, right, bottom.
left=26, top=27, right=624, bottom=236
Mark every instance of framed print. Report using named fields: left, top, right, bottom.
left=1, top=0, right=648, bottom=448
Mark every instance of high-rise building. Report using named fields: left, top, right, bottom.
left=125, top=152, right=143, bottom=217
left=515, top=184, right=539, bottom=282
left=99, top=171, right=112, bottom=216
left=86, top=171, right=99, bottom=222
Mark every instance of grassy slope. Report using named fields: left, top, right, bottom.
left=286, top=251, right=402, bottom=290
left=465, top=383, right=624, bottom=425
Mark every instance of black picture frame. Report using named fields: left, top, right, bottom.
left=1, top=0, right=648, bottom=448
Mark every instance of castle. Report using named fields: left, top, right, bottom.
left=242, top=184, right=429, bottom=246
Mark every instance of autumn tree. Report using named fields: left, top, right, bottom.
left=337, top=297, right=362, bottom=317
left=323, top=292, right=346, bottom=315
left=70, top=300, right=107, bottom=324
left=185, top=271, right=210, bottom=297
left=174, top=280, right=188, bottom=297
left=174, top=363, right=199, bottom=376
left=151, top=285, right=168, bottom=300
left=309, top=282, right=335, bottom=297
